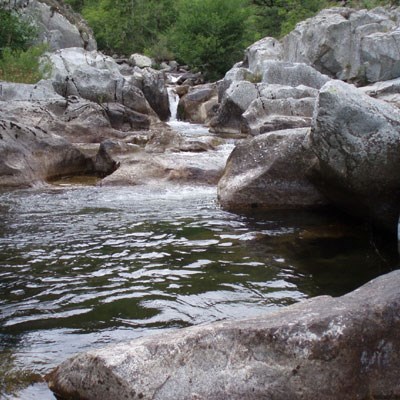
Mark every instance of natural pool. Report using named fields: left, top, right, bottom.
left=0, top=182, right=398, bottom=399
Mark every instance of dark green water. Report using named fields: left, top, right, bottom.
left=0, top=184, right=398, bottom=399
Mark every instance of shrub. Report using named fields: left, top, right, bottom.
left=0, top=9, right=37, bottom=56
left=0, top=45, right=51, bottom=84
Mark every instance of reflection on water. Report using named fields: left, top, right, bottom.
left=0, top=184, right=398, bottom=399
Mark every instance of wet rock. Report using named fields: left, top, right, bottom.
left=0, top=0, right=96, bottom=51
left=309, top=79, right=400, bottom=234
left=46, top=269, right=400, bottom=400
left=218, top=128, right=326, bottom=212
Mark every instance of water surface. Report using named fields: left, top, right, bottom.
left=0, top=182, right=397, bottom=399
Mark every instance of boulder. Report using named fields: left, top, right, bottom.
left=211, top=77, right=322, bottom=136
left=178, top=83, right=218, bottom=124
left=47, top=48, right=151, bottom=115
left=359, top=77, right=400, bottom=108
left=129, top=53, right=153, bottom=68
left=308, top=79, right=400, bottom=234
left=0, top=0, right=96, bottom=51
left=243, top=37, right=282, bottom=75
left=262, top=61, right=331, bottom=89
left=209, top=81, right=258, bottom=135
left=102, top=103, right=150, bottom=132
left=282, top=7, right=400, bottom=83
left=242, top=97, right=316, bottom=136
left=46, top=269, right=400, bottom=400
left=0, top=118, right=117, bottom=187
left=218, top=128, right=326, bottom=212
left=0, top=81, right=146, bottom=143
left=140, top=68, right=170, bottom=121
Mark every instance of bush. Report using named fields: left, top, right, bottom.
left=0, top=9, right=37, bottom=56
left=0, top=45, right=51, bottom=84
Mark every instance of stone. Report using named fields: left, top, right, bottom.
left=262, top=61, right=330, bottom=89
left=242, top=97, right=316, bottom=136
left=0, top=118, right=117, bottom=187
left=178, top=83, right=218, bottom=124
left=47, top=48, right=151, bottom=115
left=308, top=79, right=400, bottom=234
left=0, top=79, right=151, bottom=144
left=140, top=68, right=170, bottom=121
left=244, top=37, right=282, bottom=75
left=359, top=77, right=400, bottom=108
left=209, top=81, right=258, bottom=135
left=46, top=269, right=400, bottom=400
left=282, top=7, right=400, bottom=83
left=218, top=128, right=326, bottom=212
left=102, top=103, right=150, bottom=132
left=0, top=0, right=96, bottom=51
left=129, top=53, right=153, bottom=68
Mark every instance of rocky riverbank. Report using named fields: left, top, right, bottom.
left=1, top=2, right=400, bottom=397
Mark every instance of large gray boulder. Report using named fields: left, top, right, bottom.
left=218, top=128, right=326, bottom=212
left=0, top=118, right=117, bottom=187
left=282, top=7, right=400, bottom=83
left=309, top=79, right=400, bottom=233
left=0, top=0, right=96, bottom=51
left=0, top=81, right=150, bottom=143
left=46, top=48, right=152, bottom=115
left=178, top=83, right=218, bottom=125
left=210, top=64, right=327, bottom=136
left=210, top=81, right=258, bottom=135
left=140, top=68, right=170, bottom=121
left=243, top=37, right=282, bottom=76
left=46, top=269, right=400, bottom=400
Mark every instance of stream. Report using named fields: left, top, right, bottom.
left=0, top=89, right=398, bottom=399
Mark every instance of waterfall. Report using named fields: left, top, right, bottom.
left=167, top=87, right=179, bottom=121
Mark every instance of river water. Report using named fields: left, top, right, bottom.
left=0, top=107, right=398, bottom=398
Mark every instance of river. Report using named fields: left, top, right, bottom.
left=0, top=97, right=398, bottom=399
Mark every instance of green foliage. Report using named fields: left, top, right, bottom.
left=0, top=44, right=51, bottom=84
left=81, top=0, right=176, bottom=55
left=166, top=0, right=254, bottom=80
left=250, top=0, right=331, bottom=38
left=0, top=9, right=37, bottom=56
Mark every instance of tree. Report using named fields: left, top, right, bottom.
left=0, top=9, right=37, bottom=56
left=80, top=0, right=176, bottom=55
left=167, top=0, right=253, bottom=80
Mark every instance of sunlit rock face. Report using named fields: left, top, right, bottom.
left=46, top=269, right=400, bottom=400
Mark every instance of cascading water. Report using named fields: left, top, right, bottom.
left=167, top=87, right=180, bottom=122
